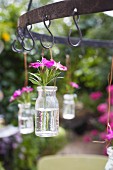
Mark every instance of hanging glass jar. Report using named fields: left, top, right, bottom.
left=105, top=146, right=113, bottom=170
left=18, top=103, right=34, bottom=134
left=62, top=94, right=76, bottom=119
left=35, top=86, right=59, bottom=137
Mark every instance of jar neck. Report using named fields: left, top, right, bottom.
left=37, top=86, right=57, bottom=96
left=18, top=103, right=31, bottom=109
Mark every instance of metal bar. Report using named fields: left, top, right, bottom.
left=18, top=0, right=113, bottom=28
left=25, top=31, right=113, bottom=48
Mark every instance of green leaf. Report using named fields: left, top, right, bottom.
left=29, top=72, right=41, bottom=81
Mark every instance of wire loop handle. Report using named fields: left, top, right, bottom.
left=68, top=8, right=82, bottom=47
left=40, top=15, right=54, bottom=49
left=12, top=24, right=35, bottom=53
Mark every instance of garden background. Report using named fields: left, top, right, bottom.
left=0, top=0, right=113, bottom=169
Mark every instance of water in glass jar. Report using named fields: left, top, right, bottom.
left=35, top=108, right=59, bottom=137
left=63, top=103, right=75, bottom=119
left=18, top=116, right=34, bottom=134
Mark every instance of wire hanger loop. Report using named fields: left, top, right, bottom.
left=68, top=8, right=82, bottom=47
left=40, top=15, right=54, bottom=49
left=12, top=27, right=24, bottom=53
left=22, top=23, right=35, bottom=51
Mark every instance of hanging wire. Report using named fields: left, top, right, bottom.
left=68, top=8, right=82, bottom=47
left=24, top=52, right=28, bottom=87
left=40, top=15, right=54, bottom=49
left=107, top=57, right=113, bottom=132
left=27, top=0, right=32, bottom=12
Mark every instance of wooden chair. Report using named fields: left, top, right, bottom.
left=38, top=154, right=107, bottom=170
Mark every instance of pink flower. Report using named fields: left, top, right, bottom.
left=9, top=96, right=15, bottom=102
left=89, top=91, right=102, bottom=100
left=106, top=131, right=113, bottom=140
left=98, top=112, right=113, bottom=124
left=70, top=82, right=79, bottom=89
left=9, top=89, right=22, bottom=102
left=42, top=58, right=54, bottom=68
left=97, top=103, right=107, bottom=113
left=90, top=130, right=98, bottom=136
left=13, top=90, right=22, bottom=98
left=21, top=86, right=33, bottom=93
left=98, top=113, right=107, bottom=124
left=29, top=62, right=43, bottom=68
left=53, top=61, right=67, bottom=71
left=99, top=132, right=106, bottom=140
left=83, top=135, right=91, bottom=142
left=107, top=85, right=113, bottom=93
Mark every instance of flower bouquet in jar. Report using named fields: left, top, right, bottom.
left=10, top=86, right=34, bottom=134
left=29, top=57, right=67, bottom=137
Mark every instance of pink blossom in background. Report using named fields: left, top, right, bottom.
left=90, top=130, right=98, bottom=136
left=83, top=135, right=92, bottom=142
left=89, top=91, right=103, bottom=100
left=21, top=86, right=33, bottom=93
left=107, top=85, right=113, bottom=93
left=97, top=103, right=107, bottom=113
left=9, top=89, right=22, bottom=102
left=99, top=132, right=106, bottom=140
left=29, top=62, right=43, bottom=68
left=98, top=113, right=108, bottom=124
left=110, top=122, right=113, bottom=129
left=98, top=112, right=113, bottom=124
left=42, top=58, right=54, bottom=68
left=9, top=96, right=15, bottom=102
left=70, top=82, right=79, bottom=89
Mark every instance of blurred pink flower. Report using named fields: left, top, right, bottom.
left=97, top=103, right=107, bottom=113
left=9, top=87, right=33, bottom=103
left=99, top=132, right=106, bottom=140
left=29, top=62, right=43, bottom=68
left=110, top=122, right=113, bottom=129
left=106, top=130, right=113, bottom=140
left=70, top=82, right=79, bottom=89
left=90, top=91, right=102, bottom=100
left=98, top=113, right=107, bottom=124
left=90, top=130, right=98, bottom=136
left=13, top=90, right=22, bottom=98
left=83, top=135, right=91, bottom=142
left=21, top=86, right=33, bottom=93
left=98, top=112, right=113, bottom=124
left=107, top=85, right=113, bottom=93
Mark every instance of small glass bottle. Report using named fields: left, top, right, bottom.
left=18, top=103, right=34, bottom=134
left=62, top=94, right=76, bottom=119
left=35, top=86, right=59, bottom=137
left=105, top=146, right=113, bottom=170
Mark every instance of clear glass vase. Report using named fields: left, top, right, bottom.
left=105, top=146, right=113, bottom=170
left=62, top=94, right=76, bottom=119
left=18, top=103, right=34, bottom=134
left=35, top=86, right=59, bottom=137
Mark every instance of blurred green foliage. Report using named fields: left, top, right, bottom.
left=0, top=127, right=67, bottom=170
left=0, top=0, right=113, bottom=169
left=1, top=0, right=113, bottom=123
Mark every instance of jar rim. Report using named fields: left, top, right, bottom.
left=37, top=86, right=57, bottom=91
left=18, top=103, right=31, bottom=108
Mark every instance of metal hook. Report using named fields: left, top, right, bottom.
left=68, top=8, right=82, bottom=47
left=12, top=27, right=24, bottom=53
left=22, top=23, right=35, bottom=51
left=40, top=15, right=54, bottom=49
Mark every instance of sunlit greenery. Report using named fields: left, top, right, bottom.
left=0, top=0, right=113, bottom=169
